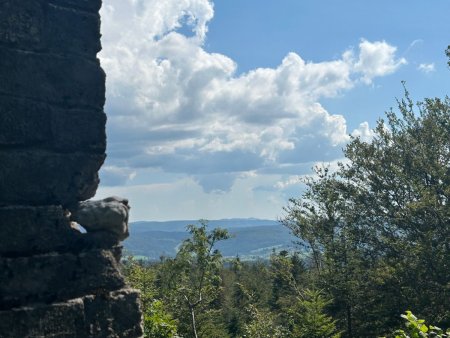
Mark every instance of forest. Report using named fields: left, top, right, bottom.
left=121, top=47, right=450, bottom=338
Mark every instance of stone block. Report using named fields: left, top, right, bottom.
left=52, top=108, right=106, bottom=153
left=0, top=95, right=51, bottom=146
left=0, top=249, right=125, bottom=310
left=0, top=1, right=101, bottom=58
left=84, top=289, right=144, bottom=338
left=0, top=298, right=86, bottom=338
left=0, top=289, right=143, bottom=338
left=0, top=95, right=106, bottom=152
left=49, top=0, right=103, bottom=13
left=46, top=3, right=101, bottom=57
left=0, top=47, right=105, bottom=109
left=0, top=205, right=126, bottom=256
left=0, top=0, right=45, bottom=50
left=0, top=206, right=74, bottom=256
left=0, top=150, right=105, bottom=205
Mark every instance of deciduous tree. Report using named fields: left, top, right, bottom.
left=282, top=88, right=450, bottom=336
left=159, top=221, right=230, bottom=338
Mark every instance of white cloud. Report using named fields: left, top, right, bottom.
left=353, top=39, right=407, bottom=84
left=98, top=0, right=406, bottom=198
left=418, top=63, right=435, bottom=73
left=351, top=122, right=376, bottom=142
left=101, top=0, right=213, bottom=43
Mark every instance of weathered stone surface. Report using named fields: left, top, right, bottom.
left=50, top=0, right=103, bottom=13
left=0, top=289, right=143, bottom=338
left=0, top=298, right=86, bottom=338
left=71, top=197, right=130, bottom=241
left=0, top=95, right=51, bottom=146
left=0, top=1, right=101, bottom=57
left=46, top=3, right=101, bottom=57
left=0, top=96, right=106, bottom=152
left=0, top=206, right=123, bottom=257
left=84, top=289, right=144, bottom=338
left=0, top=206, right=74, bottom=256
left=0, top=47, right=105, bottom=109
left=0, top=0, right=143, bottom=335
left=0, top=249, right=125, bottom=310
left=0, top=150, right=105, bottom=205
left=0, top=1, right=45, bottom=49
left=52, top=108, right=106, bottom=153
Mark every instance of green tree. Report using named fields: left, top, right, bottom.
left=268, top=251, right=340, bottom=338
left=289, top=289, right=341, bottom=338
left=282, top=89, right=450, bottom=335
left=281, top=165, right=368, bottom=337
left=159, top=221, right=230, bottom=338
left=242, top=304, right=287, bottom=338
left=269, top=250, right=307, bottom=321
left=122, top=258, right=178, bottom=337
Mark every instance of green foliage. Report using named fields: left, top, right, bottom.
left=242, top=304, right=287, bottom=338
left=382, top=311, right=450, bottom=338
left=158, top=220, right=230, bottom=338
left=289, top=289, right=341, bottom=338
left=268, top=250, right=340, bottom=338
left=124, top=248, right=345, bottom=338
left=122, top=258, right=178, bottom=337
left=220, top=259, right=274, bottom=337
left=143, top=300, right=178, bottom=338
left=270, top=251, right=300, bottom=308
left=282, top=88, right=450, bottom=336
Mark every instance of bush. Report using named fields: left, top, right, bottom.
left=383, top=311, right=450, bottom=338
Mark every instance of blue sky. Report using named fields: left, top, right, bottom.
left=96, top=0, right=450, bottom=221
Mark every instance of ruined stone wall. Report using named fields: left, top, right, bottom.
left=0, top=1, right=143, bottom=336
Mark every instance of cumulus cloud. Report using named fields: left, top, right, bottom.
left=98, top=0, right=406, bottom=192
left=353, top=39, right=407, bottom=84
left=351, top=122, right=376, bottom=142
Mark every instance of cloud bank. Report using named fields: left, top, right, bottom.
left=97, top=0, right=406, bottom=218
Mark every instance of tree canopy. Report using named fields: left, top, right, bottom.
left=282, top=88, right=450, bottom=336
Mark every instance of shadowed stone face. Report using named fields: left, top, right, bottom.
left=0, top=1, right=143, bottom=336
left=0, top=1, right=44, bottom=46
left=0, top=0, right=106, bottom=207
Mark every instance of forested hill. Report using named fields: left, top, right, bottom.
left=130, top=218, right=279, bottom=232
left=123, top=219, right=299, bottom=260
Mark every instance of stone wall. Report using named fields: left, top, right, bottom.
left=0, top=1, right=143, bottom=337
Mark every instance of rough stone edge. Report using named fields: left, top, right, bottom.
left=0, top=288, right=144, bottom=338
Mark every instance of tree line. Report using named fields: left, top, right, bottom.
left=124, top=225, right=342, bottom=338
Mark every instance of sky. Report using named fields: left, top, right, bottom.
left=95, top=0, right=450, bottom=221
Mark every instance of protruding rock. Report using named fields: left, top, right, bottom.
left=70, top=196, right=131, bottom=241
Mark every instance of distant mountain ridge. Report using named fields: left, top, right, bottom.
left=123, top=218, right=301, bottom=261
left=130, top=218, right=279, bottom=233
